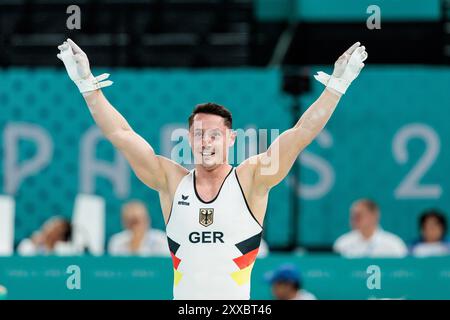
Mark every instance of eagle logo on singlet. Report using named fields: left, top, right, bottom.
left=199, top=208, right=214, bottom=227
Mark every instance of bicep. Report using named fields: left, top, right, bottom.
left=253, top=127, right=312, bottom=188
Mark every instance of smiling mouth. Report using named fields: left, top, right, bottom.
left=202, top=151, right=215, bottom=156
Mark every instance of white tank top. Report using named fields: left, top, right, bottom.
left=165, top=166, right=263, bottom=300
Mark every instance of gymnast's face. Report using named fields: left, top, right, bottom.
left=189, top=113, right=236, bottom=170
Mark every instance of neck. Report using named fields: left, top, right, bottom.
left=45, top=240, right=57, bottom=250
left=286, top=290, right=299, bottom=300
left=195, top=163, right=232, bottom=182
left=360, top=226, right=377, bottom=240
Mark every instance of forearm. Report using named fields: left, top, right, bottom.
left=254, top=42, right=367, bottom=189
left=57, top=38, right=170, bottom=190
left=82, top=90, right=133, bottom=139
left=293, top=88, right=341, bottom=141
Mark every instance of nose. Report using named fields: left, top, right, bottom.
left=202, top=134, right=212, bottom=147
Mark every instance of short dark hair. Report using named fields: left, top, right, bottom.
left=188, top=102, right=232, bottom=129
left=419, top=209, right=447, bottom=236
left=274, top=280, right=301, bottom=291
left=61, top=219, right=72, bottom=242
left=356, top=198, right=379, bottom=214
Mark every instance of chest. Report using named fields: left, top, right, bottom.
left=195, top=180, right=224, bottom=203
left=168, top=183, right=257, bottom=240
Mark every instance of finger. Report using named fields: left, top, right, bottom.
left=356, top=46, right=366, bottom=55
left=345, top=42, right=361, bottom=55
left=338, top=52, right=350, bottom=62
left=361, top=51, right=368, bottom=61
left=57, top=42, right=69, bottom=51
left=338, top=54, right=350, bottom=66
left=56, top=53, right=62, bottom=61
left=337, top=54, right=346, bottom=62
left=67, top=38, right=83, bottom=54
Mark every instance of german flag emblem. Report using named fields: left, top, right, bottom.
left=231, top=232, right=263, bottom=285
left=199, top=208, right=214, bottom=227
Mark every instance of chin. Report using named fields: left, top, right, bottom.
left=201, top=162, right=218, bottom=170
left=201, top=158, right=227, bottom=171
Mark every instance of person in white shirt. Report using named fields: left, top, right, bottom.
left=265, top=264, right=317, bottom=300
left=333, top=199, right=407, bottom=258
left=17, top=216, right=77, bottom=256
left=108, top=200, right=169, bottom=256
left=410, top=209, right=450, bottom=257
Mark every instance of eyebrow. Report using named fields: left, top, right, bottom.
left=193, top=128, right=222, bottom=132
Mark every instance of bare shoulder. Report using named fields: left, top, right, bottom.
left=236, top=156, right=257, bottom=182
left=236, top=155, right=269, bottom=226
left=237, top=155, right=270, bottom=196
left=157, top=155, right=190, bottom=194
left=156, top=156, right=190, bottom=225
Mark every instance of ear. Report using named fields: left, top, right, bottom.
left=188, top=130, right=193, bottom=148
left=228, top=129, right=237, bottom=147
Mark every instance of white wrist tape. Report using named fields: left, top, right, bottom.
left=313, top=71, right=330, bottom=87
left=313, top=72, right=350, bottom=95
left=75, top=73, right=113, bottom=93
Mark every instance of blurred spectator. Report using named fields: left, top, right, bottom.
left=0, top=284, right=7, bottom=300
left=333, top=199, right=407, bottom=258
left=108, top=201, right=169, bottom=256
left=265, top=263, right=317, bottom=300
left=17, top=216, right=76, bottom=256
left=410, top=209, right=450, bottom=257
